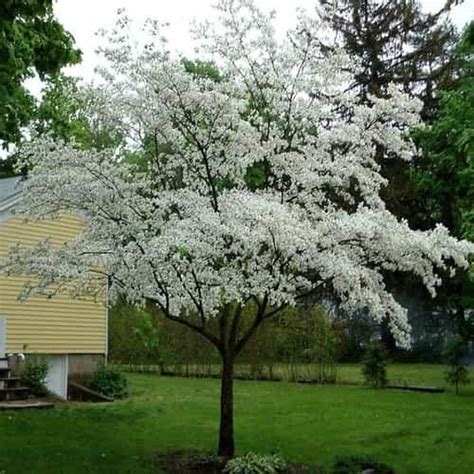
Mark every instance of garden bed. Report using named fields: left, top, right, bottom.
left=156, top=451, right=395, bottom=473
left=157, top=451, right=317, bottom=473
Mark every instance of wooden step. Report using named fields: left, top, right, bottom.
left=0, top=377, right=20, bottom=389
left=0, top=386, right=30, bottom=401
left=0, top=400, right=54, bottom=411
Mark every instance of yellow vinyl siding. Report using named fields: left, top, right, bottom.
left=0, top=213, right=107, bottom=354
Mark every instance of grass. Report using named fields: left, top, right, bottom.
left=338, top=362, right=455, bottom=386
left=0, top=365, right=473, bottom=474
left=119, top=361, right=460, bottom=387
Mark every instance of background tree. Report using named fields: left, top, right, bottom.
left=318, top=0, right=460, bottom=118
left=108, top=300, right=161, bottom=366
left=3, top=1, right=472, bottom=458
left=411, top=22, right=474, bottom=342
left=362, top=342, right=388, bottom=388
left=33, top=74, right=118, bottom=150
left=0, top=0, right=81, bottom=148
left=1, top=74, right=122, bottom=177
left=443, top=336, right=470, bottom=394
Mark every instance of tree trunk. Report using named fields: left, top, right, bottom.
left=218, top=351, right=235, bottom=457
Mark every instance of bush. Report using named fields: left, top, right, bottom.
left=21, top=356, right=49, bottom=397
left=89, top=364, right=127, bottom=398
left=333, top=455, right=394, bottom=474
left=443, top=336, right=470, bottom=395
left=361, top=342, right=388, bottom=388
left=224, top=452, right=287, bottom=474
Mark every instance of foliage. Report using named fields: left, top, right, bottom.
left=412, top=22, right=474, bottom=238
left=332, top=455, right=394, bottom=474
left=275, top=306, right=339, bottom=383
left=443, top=336, right=470, bottom=394
left=0, top=0, right=81, bottom=147
left=21, top=356, right=49, bottom=396
left=33, top=74, right=124, bottom=151
left=89, top=364, right=128, bottom=399
left=133, top=304, right=341, bottom=382
left=335, top=312, right=379, bottom=362
left=224, top=452, right=287, bottom=474
left=410, top=23, right=474, bottom=340
left=0, top=154, right=23, bottom=178
left=182, top=58, right=222, bottom=82
left=4, top=0, right=473, bottom=457
left=108, top=301, right=161, bottom=366
left=362, top=342, right=388, bottom=388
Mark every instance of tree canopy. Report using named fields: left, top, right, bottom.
left=412, top=22, right=474, bottom=242
left=410, top=22, right=474, bottom=337
left=0, top=0, right=81, bottom=147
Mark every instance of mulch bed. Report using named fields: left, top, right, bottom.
left=156, top=451, right=317, bottom=473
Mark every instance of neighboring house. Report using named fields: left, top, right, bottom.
left=0, top=176, right=107, bottom=398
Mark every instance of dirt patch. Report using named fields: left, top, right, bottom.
left=157, top=451, right=225, bottom=474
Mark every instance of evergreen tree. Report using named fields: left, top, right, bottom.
left=318, top=0, right=460, bottom=119
left=443, top=336, right=470, bottom=394
left=362, top=342, right=388, bottom=388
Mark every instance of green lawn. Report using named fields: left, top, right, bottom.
left=1, top=366, right=473, bottom=474
left=123, top=361, right=460, bottom=387
left=338, top=362, right=458, bottom=386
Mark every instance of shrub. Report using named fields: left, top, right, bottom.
left=333, top=455, right=394, bottom=473
left=361, top=342, right=388, bottom=388
left=21, top=356, right=49, bottom=397
left=443, top=336, right=470, bottom=395
left=89, top=364, right=127, bottom=398
left=224, top=452, right=287, bottom=474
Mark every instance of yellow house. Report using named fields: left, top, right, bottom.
left=0, top=176, right=108, bottom=398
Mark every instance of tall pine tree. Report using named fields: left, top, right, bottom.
left=318, top=0, right=460, bottom=119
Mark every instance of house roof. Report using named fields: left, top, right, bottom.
left=0, top=176, right=24, bottom=213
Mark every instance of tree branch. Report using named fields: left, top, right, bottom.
left=146, top=296, right=222, bottom=350
left=234, top=295, right=268, bottom=355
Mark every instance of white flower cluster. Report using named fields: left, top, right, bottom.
left=3, top=0, right=472, bottom=348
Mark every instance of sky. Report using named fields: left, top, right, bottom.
left=52, top=0, right=474, bottom=83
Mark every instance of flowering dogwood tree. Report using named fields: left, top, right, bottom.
left=3, top=0, right=473, bottom=457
